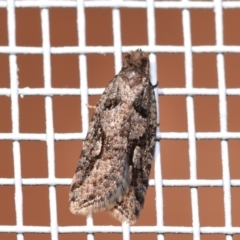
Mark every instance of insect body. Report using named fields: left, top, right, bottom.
left=69, top=49, right=157, bottom=224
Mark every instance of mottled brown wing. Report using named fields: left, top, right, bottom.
left=109, top=82, right=157, bottom=224
left=69, top=76, right=132, bottom=215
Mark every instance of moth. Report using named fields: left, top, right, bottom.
left=69, top=49, right=157, bottom=225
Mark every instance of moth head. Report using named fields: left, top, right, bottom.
left=122, top=49, right=149, bottom=77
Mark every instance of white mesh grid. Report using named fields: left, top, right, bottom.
left=0, top=0, right=240, bottom=240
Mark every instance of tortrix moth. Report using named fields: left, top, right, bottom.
left=69, top=49, right=157, bottom=224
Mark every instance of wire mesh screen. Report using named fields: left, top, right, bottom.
left=0, top=0, right=240, bottom=240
